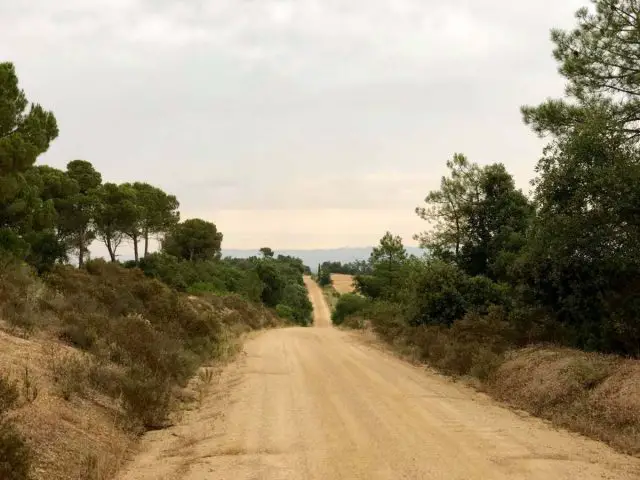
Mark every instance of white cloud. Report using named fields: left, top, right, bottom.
left=1, top=0, right=584, bottom=249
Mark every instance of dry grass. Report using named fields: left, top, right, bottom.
left=489, top=347, right=640, bottom=455
left=0, top=329, right=132, bottom=480
left=321, top=285, right=340, bottom=312
left=331, top=274, right=355, bottom=294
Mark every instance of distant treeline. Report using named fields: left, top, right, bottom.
left=317, top=260, right=372, bottom=276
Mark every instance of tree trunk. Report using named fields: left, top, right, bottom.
left=133, top=235, right=139, bottom=263
left=106, top=240, right=116, bottom=262
left=78, top=230, right=85, bottom=268
left=144, top=231, right=149, bottom=258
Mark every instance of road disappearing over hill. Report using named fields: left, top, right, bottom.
left=118, top=277, right=640, bottom=480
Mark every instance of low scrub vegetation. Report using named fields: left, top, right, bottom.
left=0, top=421, right=32, bottom=480
left=0, top=375, right=31, bottom=480
left=39, top=259, right=280, bottom=430
left=0, top=254, right=289, bottom=478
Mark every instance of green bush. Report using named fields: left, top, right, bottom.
left=317, top=268, right=332, bottom=287
left=186, top=281, right=224, bottom=295
left=276, top=304, right=295, bottom=321
left=280, top=283, right=312, bottom=325
left=403, top=260, right=468, bottom=326
left=332, top=294, right=369, bottom=326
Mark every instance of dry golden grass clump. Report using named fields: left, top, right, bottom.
left=490, top=347, right=640, bottom=455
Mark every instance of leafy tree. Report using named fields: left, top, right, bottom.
left=162, top=219, right=223, bottom=262
left=27, top=166, right=75, bottom=262
left=0, top=62, right=58, bottom=178
left=318, top=260, right=371, bottom=275
left=24, top=230, right=68, bottom=273
left=355, top=232, right=408, bottom=301
left=415, top=154, right=478, bottom=262
left=1, top=167, right=57, bottom=258
left=461, top=164, right=532, bottom=279
left=116, top=183, right=143, bottom=263
left=416, top=154, right=532, bottom=279
left=94, top=183, right=139, bottom=262
left=132, top=182, right=180, bottom=258
left=254, top=260, right=285, bottom=307
left=403, top=260, right=508, bottom=327
left=61, top=160, right=101, bottom=267
left=317, top=267, right=332, bottom=287
left=280, top=283, right=313, bottom=325
left=521, top=0, right=640, bottom=141
left=0, top=62, right=58, bottom=261
left=259, top=247, right=274, bottom=258
left=518, top=113, right=640, bottom=353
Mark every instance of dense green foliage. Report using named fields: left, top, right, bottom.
left=333, top=0, right=640, bottom=358
left=130, top=251, right=312, bottom=325
left=318, top=260, right=372, bottom=275
left=162, top=219, right=221, bottom=262
left=332, top=293, right=369, bottom=326
left=317, top=266, right=332, bottom=287
left=522, top=0, right=640, bottom=141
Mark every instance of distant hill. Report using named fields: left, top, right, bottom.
left=222, top=246, right=424, bottom=272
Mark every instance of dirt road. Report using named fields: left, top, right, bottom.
left=118, top=277, right=640, bottom=480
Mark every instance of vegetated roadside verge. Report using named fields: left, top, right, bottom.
left=0, top=258, right=281, bottom=480
left=336, top=300, right=640, bottom=456
left=321, top=282, right=340, bottom=312
left=316, top=273, right=355, bottom=315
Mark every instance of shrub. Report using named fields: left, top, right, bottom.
left=317, top=268, right=332, bottom=287
left=0, top=260, right=43, bottom=333
left=275, top=304, right=295, bottom=321
left=120, top=366, right=172, bottom=430
left=332, top=294, right=369, bottom=326
left=342, top=315, right=366, bottom=329
left=404, top=260, right=468, bottom=326
left=368, top=301, right=409, bottom=343
left=50, top=352, right=90, bottom=401
left=20, top=367, right=38, bottom=405
left=0, top=375, right=19, bottom=416
left=279, top=283, right=313, bottom=326
left=187, top=281, right=224, bottom=295
left=0, top=421, right=31, bottom=480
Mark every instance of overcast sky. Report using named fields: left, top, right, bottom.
left=2, top=0, right=584, bottom=252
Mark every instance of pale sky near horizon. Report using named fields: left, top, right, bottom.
left=2, top=0, right=584, bottom=253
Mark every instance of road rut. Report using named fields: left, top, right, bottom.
left=117, top=277, right=640, bottom=479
